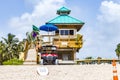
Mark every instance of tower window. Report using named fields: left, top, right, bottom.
left=55, top=30, right=59, bottom=35
left=60, top=30, right=69, bottom=35
left=59, top=30, right=74, bottom=35
left=70, top=30, right=74, bottom=35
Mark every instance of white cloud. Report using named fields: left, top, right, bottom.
left=98, top=1, right=120, bottom=23
left=78, top=0, right=120, bottom=59
left=97, top=0, right=120, bottom=39
left=9, top=0, right=65, bottom=40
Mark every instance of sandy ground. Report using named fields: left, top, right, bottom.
left=0, top=64, right=120, bottom=80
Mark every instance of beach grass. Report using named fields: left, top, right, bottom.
left=3, top=59, right=23, bottom=65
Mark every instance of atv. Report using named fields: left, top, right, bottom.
left=39, top=45, right=58, bottom=65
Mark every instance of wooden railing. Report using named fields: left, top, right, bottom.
left=37, top=34, right=83, bottom=48
left=75, top=59, right=120, bottom=64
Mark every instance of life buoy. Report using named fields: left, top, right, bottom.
left=37, top=67, right=49, bottom=76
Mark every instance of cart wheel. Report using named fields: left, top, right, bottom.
left=55, top=59, right=58, bottom=65
left=40, top=59, right=44, bottom=65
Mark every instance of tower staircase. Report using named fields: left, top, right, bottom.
left=23, top=49, right=37, bottom=65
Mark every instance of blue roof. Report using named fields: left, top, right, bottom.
left=46, top=15, right=84, bottom=24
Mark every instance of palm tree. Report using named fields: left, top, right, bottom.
left=17, top=41, right=24, bottom=52
left=2, top=33, right=19, bottom=59
left=26, top=32, right=33, bottom=48
left=0, top=41, right=5, bottom=65
left=97, top=57, right=102, bottom=59
left=115, top=43, right=120, bottom=59
left=85, top=56, right=93, bottom=59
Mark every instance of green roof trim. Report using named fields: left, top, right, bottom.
left=57, top=6, right=70, bottom=12
left=46, top=15, right=84, bottom=24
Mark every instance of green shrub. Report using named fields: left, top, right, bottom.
left=3, top=59, right=23, bottom=65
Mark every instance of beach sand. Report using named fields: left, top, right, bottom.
left=0, top=64, right=120, bottom=80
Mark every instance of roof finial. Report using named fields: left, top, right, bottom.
left=57, top=7, right=71, bottom=15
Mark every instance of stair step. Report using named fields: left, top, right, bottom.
left=23, top=49, right=37, bottom=65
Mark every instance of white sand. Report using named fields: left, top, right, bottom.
left=0, top=64, right=120, bottom=80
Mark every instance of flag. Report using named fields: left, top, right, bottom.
left=32, top=25, right=39, bottom=32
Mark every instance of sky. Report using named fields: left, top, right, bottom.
left=0, top=0, right=120, bottom=59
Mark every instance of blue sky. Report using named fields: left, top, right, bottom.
left=0, top=0, right=120, bottom=59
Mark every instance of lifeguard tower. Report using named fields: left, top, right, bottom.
left=37, top=7, right=84, bottom=64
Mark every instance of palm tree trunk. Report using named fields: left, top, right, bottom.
left=24, top=40, right=29, bottom=60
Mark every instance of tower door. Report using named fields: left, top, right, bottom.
left=62, top=54, right=69, bottom=60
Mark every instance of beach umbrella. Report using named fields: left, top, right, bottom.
left=39, top=24, right=58, bottom=32
left=39, top=24, right=58, bottom=42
